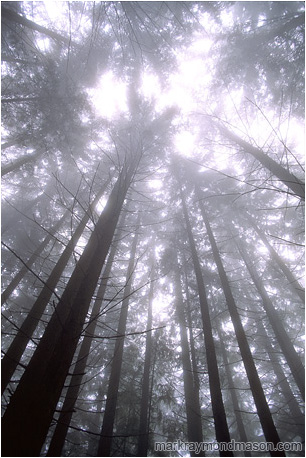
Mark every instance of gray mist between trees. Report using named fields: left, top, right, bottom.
left=1, top=2, right=304, bottom=457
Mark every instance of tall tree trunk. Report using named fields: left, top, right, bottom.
left=183, top=267, right=202, bottom=422
left=199, top=199, right=284, bottom=455
left=137, top=255, right=154, bottom=457
left=173, top=254, right=204, bottom=457
left=244, top=211, right=305, bottom=302
left=97, top=217, right=140, bottom=457
left=46, top=211, right=123, bottom=456
left=2, top=149, right=142, bottom=457
left=235, top=234, right=305, bottom=400
left=2, top=180, right=110, bottom=394
left=179, top=185, right=233, bottom=456
left=256, top=320, right=304, bottom=439
left=2, top=210, right=68, bottom=304
left=217, top=328, right=251, bottom=457
left=216, top=122, right=305, bottom=200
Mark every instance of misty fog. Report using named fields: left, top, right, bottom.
left=1, top=2, right=305, bottom=457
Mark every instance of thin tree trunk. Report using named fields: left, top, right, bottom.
left=97, top=217, right=140, bottom=457
left=173, top=254, right=205, bottom=457
left=183, top=267, right=202, bottom=421
left=244, top=212, right=305, bottom=302
left=179, top=185, right=233, bottom=456
left=87, top=376, right=109, bottom=456
left=2, top=150, right=141, bottom=457
left=46, top=212, right=123, bottom=456
left=217, top=329, right=251, bottom=457
left=199, top=199, right=284, bottom=455
left=137, top=256, right=155, bottom=457
left=216, top=122, right=305, bottom=200
left=256, top=320, right=304, bottom=439
left=2, top=96, right=43, bottom=103
left=1, top=210, right=68, bottom=304
left=2, top=180, right=110, bottom=394
left=235, top=235, right=305, bottom=400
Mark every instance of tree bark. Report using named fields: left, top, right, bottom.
left=179, top=185, right=233, bottom=456
left=217, top=329, right=251, bottom=456
left=183, top=265, right=202, bottom=426
left=199, top=199, right=284, bottom=455
left=97, top=216, right=140, bottom=457
left=137, top=255, right=155, bottom=457
left=2, top=149, right=141, bottom=457
left=46, top=210, right=122, bottom=456
left=173, top=254, right=205, bottom=457
left=2, top=180, right=110, bottom=394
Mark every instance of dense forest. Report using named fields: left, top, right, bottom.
left=1, top=2, right=305, bottom=457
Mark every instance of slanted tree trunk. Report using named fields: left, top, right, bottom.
left=97, top=217, right=140, bottom=457
left=46, top=211, right=123, bottom=456
left=2, top=134, right=31, bottom=151
left=1, top=210, right=68, bottom=304
left=2, top=179, right=110, bottom=394
left=179, top=185, right=233, bottom=456
left=173, top=253, right=204, bottom=457
left=2, top=148, right=142, bottom=457
left=199, top=198, right=284, bottom=455
left=1, top=149, right=44, bottom=176
left=2, top=6, right=73, bottom=46
left=216, top=122, right=305, bottom=200
left=137, top=255, right=155, bottom=457
left=244, top=211, right=305, bottom=302
left=235, top=234, right=305, bottom=400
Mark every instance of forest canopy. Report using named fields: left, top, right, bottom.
left=1, top=1, right=305, bottom=457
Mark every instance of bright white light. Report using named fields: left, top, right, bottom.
left=152, top=293, right=171, bottom=324
left=89, top=72, right=128, bottom=119
left=190, top=37, right=212, bottom=54
left=36, top=37, right=51, bottom=52
left=257, top=244, right=269, bottom=256
left=148, top=179, right=163, bottom=190
left=43, top=1, right=62, bottom=21
left=141, top=72, right=161, bottom=100
left=175, top=131, right=196, bottom=157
